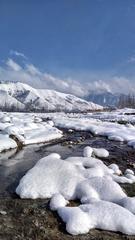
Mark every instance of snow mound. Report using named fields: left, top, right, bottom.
left=16, top=147, right=135, bottom=235
left=125, top=169, right=134, bottom=175
left=76, top=176, right=126, bottom=204
left=58, top=201, right=135, bottom=235
left=58, top=206, right=92, bottom=235
left=50, top=194, right=69, bottom=210
left=109, top=164, right=122, bottom=175
left=83, top=146, right=109, bottom=158
left=93, top=148, right=109, bottom=158
left=16, top=153, right=85, bottom=199
left=83, top=146, right=93, bottom=157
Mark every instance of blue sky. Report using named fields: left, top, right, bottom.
left=0, top=0, right=135, bottom=95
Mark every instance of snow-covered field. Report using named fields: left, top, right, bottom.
left=41, top=108, right=135, bottom=148
left=1, top=109, right=135, bottom=235
left=88, top=108, right=135, bottom=124
left=1, top=108, right=135, bottom=152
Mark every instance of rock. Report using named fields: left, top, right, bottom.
left=0, top=210, right=7, bottom=215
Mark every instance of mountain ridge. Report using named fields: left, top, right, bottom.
left=0, top=81, right=103, bottom=112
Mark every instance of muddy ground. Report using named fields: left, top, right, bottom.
left=0, top=130, right=135, bottom=240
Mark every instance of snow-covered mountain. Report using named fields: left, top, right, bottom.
left=85, top=91, right=121, bottom=107
left=0, top=82, right=102, bottom=112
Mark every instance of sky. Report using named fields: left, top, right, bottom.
left=0, top=0, right=135, bottom=96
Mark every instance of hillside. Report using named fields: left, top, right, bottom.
left=0, top=82, right=103, bottom=112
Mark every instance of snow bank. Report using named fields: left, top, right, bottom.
left=2, top=109, right=135, bottom=150
left=0, top=113, right=63, bottom=151
left=54, top=116, right=135, bottom=147
left=88, top=108, right=135, bottom=125
left=0, top=134, right=17, bottom=152
left=19, top=125, right=62, bottom=145
left=5, top=121, right=63, bottom=146
left=16, top=146, right=135, bottom=235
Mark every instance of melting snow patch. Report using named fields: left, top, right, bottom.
left=16, top=146, right=135, bottom=236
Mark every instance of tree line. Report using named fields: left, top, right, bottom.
left=118, top=94, right=135, bottom=108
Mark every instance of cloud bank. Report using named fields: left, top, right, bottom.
left=0, top=52, right=135, bottom=97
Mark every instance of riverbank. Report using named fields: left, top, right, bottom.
left=0, top=130, right=135, bottom=239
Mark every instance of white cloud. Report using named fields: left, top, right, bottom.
left=128, top=57, right=135, bottom=63
left=0, top=55, right=135, bottom=97
left=110, top=76, right=135, bottom=94
left=9, top=50, right=27, bottom=59
left=6, top=58, right=22, bottom=71
left=91, top=80, right=111, bottom=93
left=0, top=57, right=86, bottom=96
left=26, top=64, right=41, bottom=75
